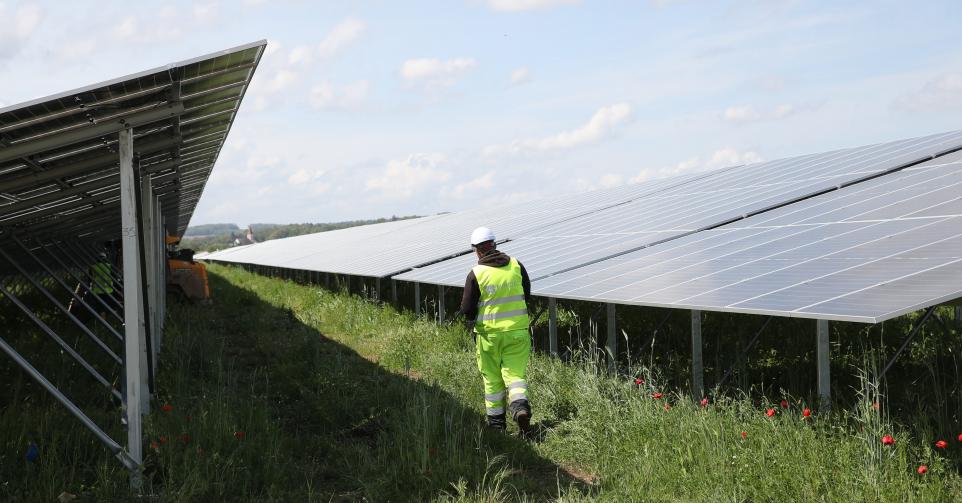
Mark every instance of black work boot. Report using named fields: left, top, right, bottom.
left=509, top=399, right=532, bottom=436
left=487, top=413, right=506, bottom=432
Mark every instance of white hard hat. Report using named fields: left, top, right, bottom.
left=470, top=226, right=496, bottom=246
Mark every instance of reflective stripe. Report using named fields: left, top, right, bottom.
left=486, top=407, right=505, bottom=416
left=477, top=294, right=525, bottom=308
left=485, top=391, right=506, bottom=402
left=507, top=380, right=527, bottom=390
left=478, top=309, right=528, bottom=322
left=509, top=390, right=528, bottom=401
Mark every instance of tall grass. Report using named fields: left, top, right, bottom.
left=2, top=263, right=961, bottom=501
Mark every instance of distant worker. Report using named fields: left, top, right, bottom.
left=89, top=251, right=114, bottom=319
left=458, top=227, right=533, bottom=435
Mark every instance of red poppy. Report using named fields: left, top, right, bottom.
left=181, top=434, right=191, bottom=445
left=917, top=465, right=928, bottom=474
left=652, top=392, right=663, bottom=399
left=150, top=441, right=159, bottom=451
left=958, top=433, right=962, bottom=442
left=634, top=377, right=644, bottom=385
left=780, top=400, right=789, bottom=409
left=881, top=435, right=895, bottom=446
left=766, top=409, right=775, bottom=417
left=700, top=398, right=708, bottom=408
left=664, top=403, right=672, bottom=411
left=802, top=408, right=811, bottom=418
left=741, top=431, right=747, bottom=439
left=159, top=436, right=168, bottom=444
left=234, top=431, right=247, bottom=440
left=161, top=404, right=173, bottom=412
left=935, top=440, right=947, bottom=449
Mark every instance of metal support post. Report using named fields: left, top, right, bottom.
left=391, top=279, right=398, bottom=307
left=142, top=177, right=158, bottom=374
left=956, top=306, right=961, bottom=331
left=415, top=282, right=421, bottom=316
left=817, top=319, right=831, bottom=410
left=375, top=277, right=381, bottom=301
left=119, top=126, right=145, bottom=483
left=548, top=298, right=558, bottom=356
left=438, top=285, right=445, bottom=323
left=606, top=303, right=617, bottom=373
left=691, top=310, right=704, bottom=400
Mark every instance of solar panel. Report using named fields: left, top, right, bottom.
left=394, top=130, right=962, bottom=288
left=0, top=41, right=266, bottom=249
left=533, top=149, right=962, bottom=322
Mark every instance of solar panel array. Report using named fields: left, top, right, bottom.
left=207, top=129, right=962, bottom=323
left=0, top=41, right=265, bottom=255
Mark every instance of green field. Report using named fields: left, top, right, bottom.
left=2, top=264, right=961, bottom=501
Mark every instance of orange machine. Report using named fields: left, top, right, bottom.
left=166, top=235, right=211, bottom=303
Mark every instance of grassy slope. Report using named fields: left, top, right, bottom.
left=4, top=264, right=962, bottom=501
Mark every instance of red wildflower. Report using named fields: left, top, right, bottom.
left=700, top=398, right=708, bottom=408
left=634, top=377, right=644, bottom=385
left=234, top=431, right=247, bottom=440
left=766, top=409, right=775, bottom=417
left=181, top=434, right=191, bottom=445
left=958, top=433, right=962, bottom=442
left=741, top=431, right=747, bottom=439
left=917, top=465, right=928, bottom=474
left=802, top=408, right=811, bottom=418
left=872, top=402, right=880, bottom=410
left=652, top=392, right=663, bottom=399
left=881, top=435, right=895, bottom=446
left=150, top=441, right=159, bottom=451
left=664, top=403, right=672, bottom=411
left=780, top=400, right=789, bottom=409
left=159, top=436, right=168, bottom=445
left=161, top=404, right=173, bottom=412
left=935, top=440, right=947, bottom=449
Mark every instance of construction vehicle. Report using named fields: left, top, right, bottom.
left=166, top=235, right=211, bottom=303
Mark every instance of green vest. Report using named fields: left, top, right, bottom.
left=89, top=262, right=113, bottom=295
left=473, top=257, right=529, bottom=334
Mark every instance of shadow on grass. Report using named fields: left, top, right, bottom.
left=144, top=267, right=594, bottom=501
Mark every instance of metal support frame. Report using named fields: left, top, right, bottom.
left=817, top=319, right=831, bottom=409
left=548, top=297, right=558, bottom=356
left=391, top=279, right=398, bottom=307
left=414, top=282, right=421, bottom=316
left=606, top=303, right=616, bottom=373
left=438, top=285, right=445, bottom=323
left=119, top=127, right=146, bottom=483
left=691, top=310, right=704, bottom=400
left=956, top=306, right=961, bottom=331
left=67, top=241, right=125, bottom=297
left=716, top=316, right=773, bottom=390
left=57, top=241, right=125, bottom=306
left=878, top=307, right=937, bottom=382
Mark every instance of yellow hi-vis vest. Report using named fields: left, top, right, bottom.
left=90, top=262, right=113, bottom=295
left=473, top=257, right=529, bottom=334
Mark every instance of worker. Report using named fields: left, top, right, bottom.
left=458, top=227, right=533, bottom=435
left=88, top=252, right=114, bottom=318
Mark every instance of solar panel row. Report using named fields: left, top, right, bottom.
left=208, top=129, right=962, bottom=323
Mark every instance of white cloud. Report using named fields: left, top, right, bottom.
left=193, top=3, right=217, bottom=21
left=483, top=103, right=632, bottom=156
left=112, top=16, right=138, bottom=40
left=317, top=17, right=365, bottom=58
left=723, top=103, right=796, bottom=122
left=510, top=67, right=530, bottom=85
left=894, top=74, right=962, bottom=112
left=400, top=57, right=477, bottom=87
left=631, top=148, right=763, bottom=183
left=486, top=0, right=580, bottom=12
left=444, top=172, right=496, bottom=199
left=366, top=153, right=451, bottom=199
left=288, top=45, right=314, bottom=66
left=309, top=80, right=369, bottom=110
left=264, top=70, right=297, bottom=94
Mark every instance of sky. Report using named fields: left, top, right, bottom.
left=2, top=0, right=962, bottom=226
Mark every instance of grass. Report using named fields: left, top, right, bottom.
left=2, top=263, right=962, bottom=501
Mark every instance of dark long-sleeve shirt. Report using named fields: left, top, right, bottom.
left=458, top=250, right=532, bottom=323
